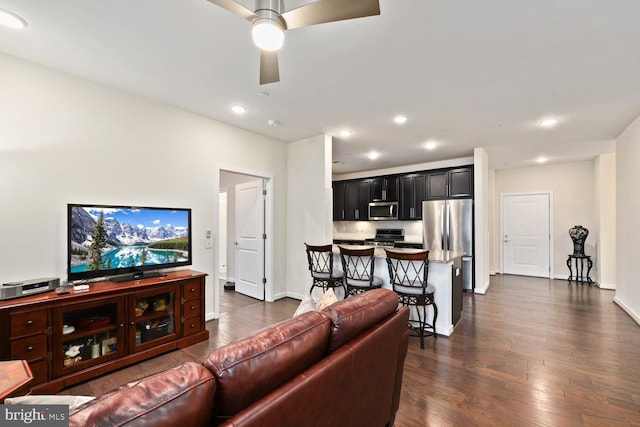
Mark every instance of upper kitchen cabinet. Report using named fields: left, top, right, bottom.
left=399, top=173, right=425, bottom=220
left=426, top=166, right=474, bottom=200
left=333, top=180, right=370, bottom=221
left=332, top=181, right=347, bottom=220
left=370, top=176, right=398, bottom=202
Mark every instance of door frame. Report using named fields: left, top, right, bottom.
left=499, top=191, right=554, bottom=278
left=218, top=189, right=227, bottom=280
left=213, top=165, right=274, bottom=319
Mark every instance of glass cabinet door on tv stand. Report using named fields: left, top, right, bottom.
left=52, top=296, right=126, bottom=378
left=129, top=285, right=180, bottom=352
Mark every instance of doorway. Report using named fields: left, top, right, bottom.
left=501, top=192, right=553, bottom=278
left=216, top=169, right=273, bottom=317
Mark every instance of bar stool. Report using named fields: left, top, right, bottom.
left=339, top=246, right=383, bottom=297
left=385, top=249, right=437, bottom=349
left=304, top=243, right=345, bottom=297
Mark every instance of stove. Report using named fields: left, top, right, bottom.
left=364, top=228, right=405, bottom=247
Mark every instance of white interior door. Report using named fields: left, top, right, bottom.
left=235, top=179, right=265, bottom=299
left=502, top=193, right=551, bottom=277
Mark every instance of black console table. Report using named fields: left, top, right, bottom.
left=566, top=254, right=593, bottom=285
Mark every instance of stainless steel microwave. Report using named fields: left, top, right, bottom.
left=368, top=201, right=398, bottom=220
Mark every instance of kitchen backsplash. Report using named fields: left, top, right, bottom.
left=333, top=220, right=423, bottom=243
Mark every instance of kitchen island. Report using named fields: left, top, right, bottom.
left=333, top=245, right=464, bottom=336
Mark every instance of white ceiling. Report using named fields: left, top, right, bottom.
left=0, top=0, right=634, bottom=174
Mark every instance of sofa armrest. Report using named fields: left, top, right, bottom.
left=69, top=362, right=215, bottom=427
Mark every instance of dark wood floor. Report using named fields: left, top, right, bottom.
left=63, top=275, right=640, bottom=426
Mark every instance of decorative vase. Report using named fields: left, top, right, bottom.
left=569, top=225, right=588, bottom=255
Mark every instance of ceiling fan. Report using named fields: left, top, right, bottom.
left=207, top=0, right=381, bottom=84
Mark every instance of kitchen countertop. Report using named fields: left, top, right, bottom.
left=333, top=244, right=464, bottom=264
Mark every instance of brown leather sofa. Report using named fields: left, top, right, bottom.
left=69, top=288, right=410, bottom=427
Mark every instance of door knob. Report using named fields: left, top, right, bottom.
left=234, top=241, right=238, bottom=246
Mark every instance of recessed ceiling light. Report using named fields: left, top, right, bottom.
left=368, top=151, right=380, bottom=160
left=539, top=118, right=558, bottom=128
left=0, top=8, right=27, bottom=29
left=231, top=105, right=247, bottom=114
left=536, top=157, right=548, bottom=164
left=267, top=120, right=280, bottom=127
left=393, top=115, right=407, bottom=125
left=425, top=141, right=437, bottom=150
left=339, top=129, right=353, bottom=138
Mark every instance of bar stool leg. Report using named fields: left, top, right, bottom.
left=431, top=302, right=438, bottom=340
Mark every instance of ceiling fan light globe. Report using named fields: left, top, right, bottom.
left=252, top=18, right=284, bottom=51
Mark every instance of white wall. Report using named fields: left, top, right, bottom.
left=493, top=160, right=597, bottom=280
left=615, top=115, right=640, bottom=324
left=595, top=153, right=616, bottom=288
left=488, top=168, right=497, bottom=274
left=286, top=135, right=333, bottom=300
left=0, top=52, right=287, bottom=320
left=474, top=148, right=490, bottom=293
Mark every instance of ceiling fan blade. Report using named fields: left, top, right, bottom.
left=206, top=0, right=256, bottom=21
left=282, top=0, right=380, bottom=30
left=260, top=50, right=280, bottom=85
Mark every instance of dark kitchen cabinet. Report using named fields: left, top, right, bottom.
left=333, top=181, right=347, bottom=220
left=399, top=173, right=425, bottom=220
left=370, top=176, right=398, bottom=202
left=426, top=167, right=473, bottom=199
left=333, top=180, right=370, bottom=221
left=346, top=180, right=370, bottom=220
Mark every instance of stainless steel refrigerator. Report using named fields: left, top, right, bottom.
left=422, top=199, right=474, bottom=291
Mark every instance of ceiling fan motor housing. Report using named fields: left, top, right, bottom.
left=253, top=0, right=286, bottom=26
left=254, top=0, right=283, bottom=12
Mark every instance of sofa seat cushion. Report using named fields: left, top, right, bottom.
left=322, top=288, right=400, bottom=352
left=204, top=310, right=330, bottom=424
left=68, top=362, right=215, bottom=427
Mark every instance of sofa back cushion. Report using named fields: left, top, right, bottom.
left=321, top=288, right=400, bottom=352
left=203, top=310, right=330, bottom=424
left=218, top=306, right=410, bottom=427
left=69, top=362, right=215, bottom=427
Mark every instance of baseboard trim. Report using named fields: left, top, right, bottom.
left=613, top=296, right=640, bottom=327
left=273, top=291, right=290, bottom=301
left=474, top=280, right=490, bottom=294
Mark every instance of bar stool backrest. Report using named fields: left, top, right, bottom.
left=339, top=246, right=376, bottom=283
left=305, top=243, right=334, bottom=275
left=385, top=250, right=430, bottom=294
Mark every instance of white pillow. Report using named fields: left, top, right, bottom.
left=293, top=294, right=317, bottom=317
left=317, top=288, right=338, bottom=311
left=4, top=395, right=95, bottom=410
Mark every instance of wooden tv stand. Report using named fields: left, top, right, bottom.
left=0, top=270, right=208, bottom=393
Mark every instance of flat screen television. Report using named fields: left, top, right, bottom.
left=67, top=204, right=192, bottom=282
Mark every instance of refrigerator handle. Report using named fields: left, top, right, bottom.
left=446, top=203, right=451, bottom=250
left=440, top=204, right=446, bottom=249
